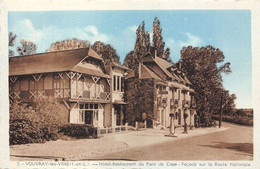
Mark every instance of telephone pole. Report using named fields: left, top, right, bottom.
left=219, top=93, right=223, bottom=128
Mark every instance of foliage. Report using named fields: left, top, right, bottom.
left=153, top=17, right=173, bottom=63
left=16, top=39, right=37, bottom=55
left=124, top=21, right=150, bottom=70
left=134, top=21, right=151, bottom=62
left=9, top=119, right=57, bottom=145
left=91, top=41, right=120, bottom=65
left=124, top=18, right=173, bottom=70
left=9, top=98, right=68, bottom=145
left=46, top=38, right=91, bottom=52
left=212, top=115, right=253, bottom=126
left=180, top=46, right=236, bottom=124
left=123, top=50, right=136, bottom=70
left=59, top=124, right=97, bottom=139
left=125, top=78, right=156, bottom=126
left=8, top=32, right=17, bottom=56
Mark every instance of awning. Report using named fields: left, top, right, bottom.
left=113, top=100, right=127, bottom=104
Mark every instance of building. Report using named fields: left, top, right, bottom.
left=9, top=48, right=128, bottom=129
left=125, top=48, right=196, bottom=129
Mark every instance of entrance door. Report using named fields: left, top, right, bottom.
left=85, top=110, right=93, bottom=124
left=114, top=105, right=121, bottom=126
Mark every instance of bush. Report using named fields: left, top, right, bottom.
left=9, top=98, right=68, bottom=145
left=9, top=119, right=58, bottom=145
left=59, top=124, right=97, bottom=139
left=212, top=115, right=253, bottom=126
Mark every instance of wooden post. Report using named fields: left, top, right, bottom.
left=219, top=93, right=223, bottom=128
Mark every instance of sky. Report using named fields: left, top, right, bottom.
left=8, top=10, right=252, bottom=108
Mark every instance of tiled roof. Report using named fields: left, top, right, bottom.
left=140, top=64, right=162, bottom=80
left=9, top=48, right=107, bottom=77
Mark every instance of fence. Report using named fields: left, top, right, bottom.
left=97, top=124, right=129, bottom=137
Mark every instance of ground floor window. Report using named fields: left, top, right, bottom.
left=79, top=103, right=99, bottom=124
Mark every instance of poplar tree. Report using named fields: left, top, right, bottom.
left=153, top=17, right=173, bottom=63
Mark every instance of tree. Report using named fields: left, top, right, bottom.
left=46, top=38, right=90, bottom=52
left=153, top=17, right=165, bottom=58
left=17, top=39, right=37, bottom=56
left=180, top=45, right=235, bottom=124
left=8, top=32, right=17, bottom=56
left=91, top=41, right=120, bottom=65
left=123, top=50, right=136, bottom=70
left=134, top=21, right=150, bottom=61
left=124, top=21, right=150, bottom=70
left=153, top=17, right=173, bottom=63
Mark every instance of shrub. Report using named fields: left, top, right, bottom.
left=59, top=124, right=97, bottom=139
left=9, top=119, right=57, bottom=145
left=9, top=98, right=68, bottom=145
left=212, top=115, right=253, bottom=126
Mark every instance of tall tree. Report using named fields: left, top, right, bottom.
left=17, top=39, right=37, bottom=56
left=153, top=17, right=173, bottom=63
left=46, top=38, right=90, bottom=52
left=153, top=17, right=165, bottom=58
left=124, top=21, right=150, bottom=70
left=8, top=32, right=17, bottom=56
left=91, top=41, right=120, bottom=65
left=180, top=45, right=234, bottom=124
left=134, top=21, right=150, bottom=61
left=123, top=50, right=136, bottom=70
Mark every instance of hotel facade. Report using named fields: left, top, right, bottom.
left=9, top=47, right=196, bottom=130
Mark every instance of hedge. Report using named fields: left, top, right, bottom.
left=212, top=115, right=253, bottom=126
left=10, top=119, right=58, bottom=145
left=59, top=124, right=97, bottom=139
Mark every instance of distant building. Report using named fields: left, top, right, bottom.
left=9, top=48, right=128, bottom=129
left=125, top=48, right=196, bottom=128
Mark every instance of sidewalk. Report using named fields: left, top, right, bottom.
left=10, top=126, right=228, bottom=161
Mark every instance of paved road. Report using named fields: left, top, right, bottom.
left=90, top=123, right=253, bottom=161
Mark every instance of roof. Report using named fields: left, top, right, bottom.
left=126, top=70, right=135, bottom=79
left=111, top=62, right=129, bottom=70
left=125, top=64, right=162, bottom=80
left=140, top=64, right=162, bottom=80
left=113, top=100, right=127, bottom=104
left=9, top=48, right=109, bottom=78
left=71, top=65, right=110, bottom=78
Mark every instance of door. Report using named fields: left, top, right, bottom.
left=85, top=110, right=93, bottom=124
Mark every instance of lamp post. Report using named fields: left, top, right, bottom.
left=165, top=99, right=178, bottom=137
left=183, top=102, right=189, bottom=134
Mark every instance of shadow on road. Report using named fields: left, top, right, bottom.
left=199, top=142, right=253, bottom=156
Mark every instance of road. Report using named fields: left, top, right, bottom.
left=90, top=123, right=253, bottom=161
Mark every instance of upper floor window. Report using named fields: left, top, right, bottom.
left=113, top=75, right=124, bottom=92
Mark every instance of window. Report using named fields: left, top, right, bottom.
left=79, top=103, right=99, bottom=124
left=113, top=75, right=123, bottom=92
left=117, top=76, right=120, bottom=91
left=121, top=77, right=124, bottom=92
left=113, top=75, right=116, bottom=91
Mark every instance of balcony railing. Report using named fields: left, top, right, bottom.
left=71, top=89, right=110, bottom=100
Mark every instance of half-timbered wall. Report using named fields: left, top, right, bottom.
left=9, top=71, right=111, bottom=102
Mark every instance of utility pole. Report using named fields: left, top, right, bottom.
left=219, top=93, right=223, bottom=128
